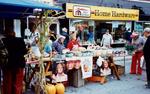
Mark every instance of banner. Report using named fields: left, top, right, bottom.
left=80, top=56, right=93, bottom=79
left=66, top=3, right=139, bottom=21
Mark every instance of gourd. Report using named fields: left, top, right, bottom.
left=55, top=83, right=65, bottom=94
left=45, top=84, right=56, bottom=94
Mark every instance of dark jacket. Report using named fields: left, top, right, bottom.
left=2, top=37, right=27, bottom=68
left=143, top=36, right=150, bottom=64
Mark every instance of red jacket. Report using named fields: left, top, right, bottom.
left=67, top=39, right=80, bottom=50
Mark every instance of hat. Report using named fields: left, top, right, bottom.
left=57, top=34, right=66, bottom=39
left=62, top=27, right=67, bottom=32
left=144, top=27, right=150, bottom=32
left=70, top=27, right=76, bottom=31
left=130, top=32, right=139, bottom=38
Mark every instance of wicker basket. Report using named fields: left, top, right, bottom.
left=116, top=65, right=125, bottom=75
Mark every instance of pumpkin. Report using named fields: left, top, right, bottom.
left=55, top=83, right=65, bottom=94
left=45, top=84, right=56, bottom=94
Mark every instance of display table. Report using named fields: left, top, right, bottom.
left=111, top=41, right=126, bottom=48
left=111, top=47, right=128, bottom=75
left=24, top=48, right=125, bottom=88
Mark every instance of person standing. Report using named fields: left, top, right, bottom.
left=28, top=23, right=41, bottom=58
left=101, top=29, right=113, bottom=48
left=61, top=27, right=69, bottom=47
left=2, top=30, right=27, bottom=94
left=143, top=27, right=150, bottom=88
left=130, top=32, right=145, bottom=75
left=44, top=36, right=52, bottom=57
left=67, top=31, right=80, bottom=51
left=124, top=28, right=132, bottom=43
left=87, top=26, right=94, bottom=44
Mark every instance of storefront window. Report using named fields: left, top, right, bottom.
left=144, top=22, right=150, bottom=28
left=69, top=19, right=95, bottom=45
left=134, top=22, right=144, bottom=32
left=134, top=21, right=150, bottom=33
left=112, top=21, right=132, bottom=41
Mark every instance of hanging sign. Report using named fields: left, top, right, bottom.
left=80, top=56, right=93, bottom=79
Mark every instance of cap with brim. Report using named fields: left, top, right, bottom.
left=62, top=27, right=67, bottom=32
left=130, top=32, right=139, bottom=38
left=57, top=35, right=66, bottom=39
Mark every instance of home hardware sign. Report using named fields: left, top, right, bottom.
left=66, top=3, right=139, bottom=21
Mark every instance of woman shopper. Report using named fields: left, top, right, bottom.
left=52, top=35, right=66, bottom=54
left=2, top=30, right=27, bottom=94
left=130, top=32, right=145, bottom=75
left=67, top=31, right=80, bottom=51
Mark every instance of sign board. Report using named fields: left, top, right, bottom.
left=66, top=3, right=139, bottom=21
left=80, top=56, right=93, bottom=79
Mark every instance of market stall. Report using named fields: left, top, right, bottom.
left=21, top=3, right=140, bottom=94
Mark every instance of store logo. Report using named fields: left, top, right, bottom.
left=73, top=6, right=91, bottom=17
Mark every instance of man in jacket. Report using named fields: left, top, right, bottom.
left=2, top=30, right=27, bottom=94
left=143, top=27, right=150, bottom=88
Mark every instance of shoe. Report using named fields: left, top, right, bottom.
left=145, top=83, right=148, bottom=86
left=130, top=72, right=136, bottom=74
left=137, top=73, right=142, bottom=75
left=146, top=85, right=150, bottom=89
left=145, top=83, right=150, bottom=89
left=137, top=78, right=140, bottom=80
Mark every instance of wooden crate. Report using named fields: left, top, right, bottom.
left=116, top=65, right=125, bottom=75
left=72, top=69, right=85, bottom=87
left=67, top=69, right=85, bottom=88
